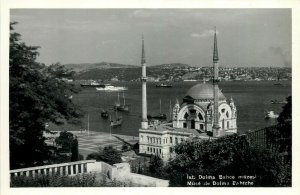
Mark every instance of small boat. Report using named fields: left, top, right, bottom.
left=156, top=83, right=173, bottom=88
left=101, top=110, right=109, bottom=118
left=270, top=100, right=288, bottom=104
left=114, top=91, right=130, bottom=112
left=152, top=114, right=167, bottom=120
left=96, top=84, right=127, bottom=91
left=110, top=116, right=122, bottom=127
left=265, top=111, right=279, bottom=119
left=150, top=99, right=167, bottom=120
left=110, top=110, right=122, bottom=127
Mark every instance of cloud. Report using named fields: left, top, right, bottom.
left=269, top=46, right=291, bottom=67
left=191, top=29, right=218, bottom=38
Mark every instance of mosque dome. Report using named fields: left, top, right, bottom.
left=184, top=83, right=226, bottom=101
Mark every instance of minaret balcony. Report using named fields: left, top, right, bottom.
left=141, top=76, right=147, bottom=82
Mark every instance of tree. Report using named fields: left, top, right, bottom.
left=71, top=137, right=79, bottom=161
left=9, top=22, right=82, bottom=169
left=277, top=96, right=291, bottom=126
left=86, top=146, right=122, bottom=165
left=55, top=131, right=74, bottom=152
left=149, top=155, right=163, bottom=175
left=166, top=134, right=291, bottom=187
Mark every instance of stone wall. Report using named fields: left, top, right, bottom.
left=10, top=160, right=169, bottom=187
left=110, top=163, right=169, bottom=187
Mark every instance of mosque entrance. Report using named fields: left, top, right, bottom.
left=191, top=120, right=195, bottom=129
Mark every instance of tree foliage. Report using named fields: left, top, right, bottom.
left=9, top=22, right=82, bottom=169
left=277, top=96, right=291, bottom=125
left=166, top=134, right=291, bottom=187
left=71, top=137, right=79, bottom=162
left=149, top=155, right=164, bottom=175
left=10, top=173, right=131, bottom=187
left=55, top=131, right=75, bottom=152
left=86, top=146, right=122, bottom=165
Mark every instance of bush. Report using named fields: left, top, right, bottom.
left=10, top=173, right=132, bottom=187
left=86, top=146, right=122, bottom=165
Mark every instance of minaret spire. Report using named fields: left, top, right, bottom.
left=213, top=27, right=219, bottom=62
left=141, top=35, right=148, bottom=129
left=212, top=27, right=222, bottom=137
left=141, top=34, right=146, bottom=64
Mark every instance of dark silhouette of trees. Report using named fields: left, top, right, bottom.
left=71, top=137, right=79, bottom=162
left=86, top=146, right=122, bottom=165
left=9, top=22, right=82, bottom=169
left=165, top=134, right=291, bottom=187
left=149, top=155, right=163, bottom=175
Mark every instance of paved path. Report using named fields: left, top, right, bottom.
left=69, top=131, right=139, bottom=158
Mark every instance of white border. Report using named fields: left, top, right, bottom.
left=1, top=1, right=299, bottom=195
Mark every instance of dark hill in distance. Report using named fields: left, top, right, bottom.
left=150, top=63, right=190, bottom=69
left=64, top=62, right=138, bottom=73
left=71, top=62, right=191, bottom=81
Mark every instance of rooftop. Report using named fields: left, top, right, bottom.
left=140, top=123, right=213, bottom=139
left=184, top=82, right=226, bottom=101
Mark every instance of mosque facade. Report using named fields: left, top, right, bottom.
left=138, top=29, right=237, bottom=162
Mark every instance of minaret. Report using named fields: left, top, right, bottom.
left=141, top=35, right=148, bottom=129
left=212, top=27, right=222, bottom=137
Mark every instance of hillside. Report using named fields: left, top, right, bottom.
left=64, top=62, right=138, bottom=73
left=70, top=62, right=192, bottom=81
left=150, top=63, right=190, bottom=69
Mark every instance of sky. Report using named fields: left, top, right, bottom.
left=10, top=9, right=291, bottom=67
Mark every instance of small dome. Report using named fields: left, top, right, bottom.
left=185, top=83, right=226, bottom=101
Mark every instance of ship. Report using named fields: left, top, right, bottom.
left=148, top=99, right=167, bottom=120
left=101, top=110, right=109, bottom=118
left=156, top=83, right=173, bottom=88
left=151, top=114, right=167, bottom=120
left=114, top=91, right=130, bottom=112
left=265, top=111, right=279, bottom=119
left=96, top=84, right=128, bottom=91
left=110, top=110, right=122, bottom=127
left=270, top=99, right=288, bottom=104
left=80, top=80, right=103, bottom=87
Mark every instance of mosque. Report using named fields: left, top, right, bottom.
left=138, top=29, right=237, bottom=161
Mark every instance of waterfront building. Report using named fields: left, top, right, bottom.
left=139, top=29, right=237, bottom=161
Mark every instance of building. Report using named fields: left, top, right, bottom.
left=139, top=29, right=237, bottom=161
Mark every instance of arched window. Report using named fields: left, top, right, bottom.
left=198, top=113, right=204, bottom=120
left=226, top=111, right=229, bottom=118
left=184, top=112, right=189, bottom=119
left=227, top=121, right=230, bottom=129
